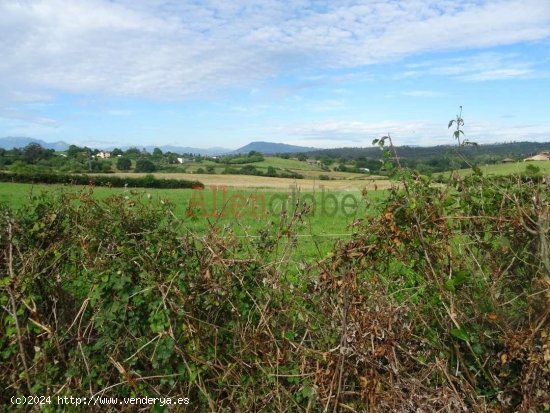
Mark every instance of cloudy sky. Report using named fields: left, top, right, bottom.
left=1, top=0, right=549, bottom=149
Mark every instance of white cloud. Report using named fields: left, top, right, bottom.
left=0, top=0, right=549, bottom=101
left=460, top=68, right=534, bottom=81
left=399, top=52, right=542, bottom=81
left=0, top=108, right=59, bottom=127
left=270, top=118, right=550, bottom=147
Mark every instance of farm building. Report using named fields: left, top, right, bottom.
left=523, top=153, right=550, bottom=162
left=97, top=151, right=111, bottom=159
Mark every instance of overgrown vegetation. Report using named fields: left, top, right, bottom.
left=1, top=170, right=548, bottom=412
left=1, top=113, right=549, bottom=411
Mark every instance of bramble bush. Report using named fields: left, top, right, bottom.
left=1, top=169, right=548, bottom=411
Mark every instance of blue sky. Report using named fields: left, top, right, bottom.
left=0, top=0, right=549, bottom=149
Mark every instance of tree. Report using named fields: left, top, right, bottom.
left=116, top=157, right=132, bottom=171
left=124, top=147, right=142, bottom=157
left=111, top=148, right=123, bottom=157
left=135, top=159, right=156, bottom=173
left=22, top=143, right=49, bottom=164
left=297, top=154, right=307, bottom=161
left=91, top=159, right=112, bottom=172
left=67, top=144, right=85, bottom=158
left=266, top=166, right=277, bottom=177
left=153, top=147, right=163, bottom=157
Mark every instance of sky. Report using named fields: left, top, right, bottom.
left=0, top=0, right=549, bottom=150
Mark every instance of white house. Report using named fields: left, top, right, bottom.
left=97, top=151, right=111, bottom=159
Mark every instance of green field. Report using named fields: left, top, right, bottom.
left=173, top=155, right=322, bottom=174
left=0, top=182, right=386, bottom=260
left=444, top=160, right=550, bottom=177
left=177, top=155, right=375, bottom=179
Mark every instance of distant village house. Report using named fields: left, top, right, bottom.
left=97, top=151, right=111, bottom=159
left=523, top=152, right=550, bottom=162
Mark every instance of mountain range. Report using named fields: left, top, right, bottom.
left=0, top=137, right=70, bottom=151
left=0, top=137, right=316, bottom=155
left=232, top=141, right=316, bottom=154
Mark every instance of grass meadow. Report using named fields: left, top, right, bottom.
left=0, top=181, right=387, bottom=261
left=444, top=160, right=550, bottom=177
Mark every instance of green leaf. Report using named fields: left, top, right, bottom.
left=472, top=343, right=484, bottom=355
left=444, top=278, right=455, bottom=292
left=499, top=236, right=511, bottom=249
left=451, top=328, right=470, bottom=342
left=284, top=331, right=296, bottom=341
left=453, top=270, right=469, bottom=286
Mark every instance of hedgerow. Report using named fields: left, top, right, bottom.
left=0, top=171, right=203, bottom=189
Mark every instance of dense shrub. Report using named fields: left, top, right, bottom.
left=265, top=166, right=277, bottom=177
left=135, top=159, right=156, bottom=173
left=278, top=171, right=303, bottom=179
left=116, top=156, right=132, bottom=171
left=525, top=163, right=541, bottom=177
left=220, top=166, right=304, bottom=179
left=225, top=155, right=264, bottom=164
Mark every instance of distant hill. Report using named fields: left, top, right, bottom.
left=4, top=137, right=548, bottom=161
left=0, top=137, right=69, bottom=151
left=0, top=137, right=231, bottom=156
left=234, top=141, right=317, bottom=154
left=306, top=141, right=550, bottom=160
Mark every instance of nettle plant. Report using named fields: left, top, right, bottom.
left=448, top=105, right=465, bottom=146
left=448, top=105, right=477, bottom=147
